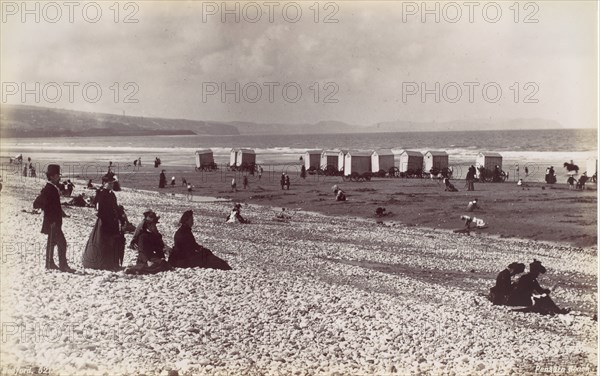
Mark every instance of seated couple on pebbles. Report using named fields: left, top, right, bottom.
left=84, top=209, right=231, bottom=274
left=488, top=260, right=569, bottom=315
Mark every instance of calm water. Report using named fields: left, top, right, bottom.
left=2, top=128, right=597, bottom=181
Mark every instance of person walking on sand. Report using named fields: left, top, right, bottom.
left=186, top=183, right=193, bottom=201
left=82, top=174, right=123, bottom=270
left=33, top=164, right=75, bottom=272
left=285, top=174, right=291, bottom=190
left=159, top=170, right=167, bottom=188
left=280, top=173, right=286, bottom=190
left=231, top=178, right=237, bottom=192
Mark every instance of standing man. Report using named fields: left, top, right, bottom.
left=33, top=164, right=75, bottom=272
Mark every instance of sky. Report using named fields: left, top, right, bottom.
left=1, top=1, right=598, bottom=128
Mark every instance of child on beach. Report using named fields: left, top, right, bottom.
left=466, top=199, right=479, bottom=212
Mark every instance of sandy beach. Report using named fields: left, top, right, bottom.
left=0, top=170, right=597, bottom=375
left=4, top=151, right=595, bottom=248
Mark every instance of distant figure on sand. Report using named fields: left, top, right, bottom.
left=285, top=175, right=290, bottom=190
left=227, top=203, right=248, bottom=223
left=231, top=178, right=237, bottom=192
left=169, top=210, right=231, bottom=270
left=488, top=262, right=525, bottom=305
left=274, top=207, right=292, bottom=221
left=280, top=173, right=286, bottom=190
left=507, top=260, right=569, bottom=315
left=82, top=174, right=123, bottom=270
left=576, top=173, right=589, bottom=190
left=258, top=166, right=263, bottom=180
left=443, top=177, right=458, bottom=192
left=460, top=215, right=487, bottom=229
left=545, top=166, right=556, bottom=184
left=159, top=170, right=167, bottom=188
left=138, top=157, right=142, bottom=167
left=466, top=199, right=479, bottom=212
left=243, top=175, right=248, bottom=189
left=301, top=165, right=306, bottom=179
left=133, top=159, right=137, bottom=167
left=181, top=177, right=187, bottom=187
left=171, top=176, right=176, bottom=186
left=466, top=165, right=476, bottom=191
left=33, top=164, right=74, bottom=272
left=186, top=183, right=193, bottom=201
left=332, top=185, right=347, bottom=201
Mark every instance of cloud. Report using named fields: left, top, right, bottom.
left=1, top=1, right=596, bottom=128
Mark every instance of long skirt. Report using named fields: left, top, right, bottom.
left=82, top=218, right=124, bottom=270
left=172, top=249, right=232, bottom=270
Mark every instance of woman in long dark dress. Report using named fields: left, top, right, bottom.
left=507, top=260, right=569, bottom=314
left=82, top=175, right=122, bottom=270
left=169, top=210, right=231, bottom=270
left=488, top=262, right=525, bottom=305
left=159, top=170, right=166, bottom=188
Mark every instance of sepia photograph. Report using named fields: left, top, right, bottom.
left=0, top=1, right=597, bottom=375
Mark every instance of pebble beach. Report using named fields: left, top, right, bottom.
left=0, top=175, right=597, bottom=375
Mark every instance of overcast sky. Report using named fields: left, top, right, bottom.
left=1, top=1, right=597, bottom=128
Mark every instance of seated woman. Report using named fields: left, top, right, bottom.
left=226, top=203, right=248, bottom=223
left=488, top=262, right=525, bottom=305
left=170, top=210, right=231, bottom=270
left=507, top=260, right=569, bottom=315
left=125, top=212, right=171, bottom=274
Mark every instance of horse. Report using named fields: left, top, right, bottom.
left=563, top=161, right=579, bottom=174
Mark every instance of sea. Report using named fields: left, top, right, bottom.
left=1, top=128, right=597, bottom=182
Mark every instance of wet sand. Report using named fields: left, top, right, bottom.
left=103, top=164, right=597, bottom=248
left=2, top=155, right=597, bottom=248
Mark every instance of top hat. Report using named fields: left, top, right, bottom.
left=46, top=164, right=61, bottom=176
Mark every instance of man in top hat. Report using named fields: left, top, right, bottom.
left=33, top=164, right=74, bottom=272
